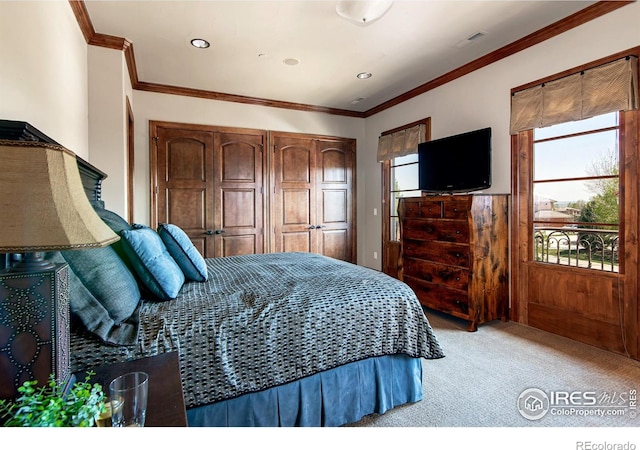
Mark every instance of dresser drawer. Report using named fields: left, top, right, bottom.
left=400, top=200, right=421, bottom=218
left=420, top=201, right=443, bottom=218
left=404, top=276, right=470, bottom=318
left=403, top=257, right=469, bottom=291
left=442, top=198, right=470, bottom=219
left=402, top=218, right=469, bottom=243
left=403, top=239, right=470, bottom=268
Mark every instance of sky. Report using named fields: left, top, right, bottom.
left=533, top=112, right=619, bottom=204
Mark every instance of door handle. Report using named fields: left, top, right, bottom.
left=204, top=230, right=214, bottom=235
left=308, top=225, right=316, bottom=229
left=215, top=229, right=225, bottom=234
left=316, top=225, right=326, bottom=229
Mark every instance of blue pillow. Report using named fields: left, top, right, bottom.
left=157, top=223, right=208, bottom=282
left=51, top=245, right=141, bottom=346
left=93, top=205, right=135, bottom=271
left=119, top=227, right=185, bottom=300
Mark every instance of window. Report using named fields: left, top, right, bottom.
left=389, top=154, right=420, bottom=241
left=532, top=112, right=620, bottom=272
left=380, top=118, right=430, bottom=277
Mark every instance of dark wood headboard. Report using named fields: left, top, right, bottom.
left=0, top=120, right=107, bottom=203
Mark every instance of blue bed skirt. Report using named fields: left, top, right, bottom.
left=186, top=354, right=423, bottom=427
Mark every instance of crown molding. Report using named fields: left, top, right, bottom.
left=136, top=82, right=365, bottom=117
left=68, top=0, right=632, bottom=119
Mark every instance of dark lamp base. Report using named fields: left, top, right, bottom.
left=0, top=262, right=70, bottom=401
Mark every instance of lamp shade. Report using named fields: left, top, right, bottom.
left=0, top=140, right=119, bottom=252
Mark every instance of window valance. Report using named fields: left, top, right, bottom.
left=510, top=56, right=639, bottom=134
left=377, top=123, right=426, bottom=162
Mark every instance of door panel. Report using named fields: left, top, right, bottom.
left=315, top=140, right=354, bottom=262
left=213, top=131, right=265, bottom=257
left=273, top=135, right=317, bottom=254
left=525, top=263, right=625, bottom=353
left=320, top=229, right=347, bottom=260
left=220, top=235, right=257, bottom=256
left=322, top=190, right=347, bottom=223
left=282, top=232, right=313, bottom=253
left=156, top=128, right=215, bottom=258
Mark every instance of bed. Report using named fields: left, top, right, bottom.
left=63, top=157, right=444, bottom=427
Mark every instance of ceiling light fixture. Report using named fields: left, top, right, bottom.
left=336, top=0, right=394, bottom=25
left=357, top=72, right=372, bottom=79
left=190, top=38, right=210, bottom=49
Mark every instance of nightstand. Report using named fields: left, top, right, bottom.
left=74, top=351, right=187, bottom=427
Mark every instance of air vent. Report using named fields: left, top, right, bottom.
left=467, top=31, right=486, bottom=41
left=455, top=31, right=487, bottom=48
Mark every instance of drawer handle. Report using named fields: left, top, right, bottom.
left=455, top=230, right=460, bottom=234
left=456, top=277, right=460, bottom=281
left=455, top=253, right=462, bottom=258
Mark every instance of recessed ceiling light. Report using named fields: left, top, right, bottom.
left=190, top=38, right=210, bottom=49
left=357, top=72, right=372, bottom=79
left=283, top=58, right=300, bottom=66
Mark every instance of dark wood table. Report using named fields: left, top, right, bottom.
left=74, top=351, right=187, bottom=427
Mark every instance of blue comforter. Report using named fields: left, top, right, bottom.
left=70, top=252, right=443, bottom=408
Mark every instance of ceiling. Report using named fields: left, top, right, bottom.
left=84, top=0, right=598, bottom=114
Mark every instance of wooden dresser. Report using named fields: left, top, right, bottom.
left=398, top=194, right=509, bottom=331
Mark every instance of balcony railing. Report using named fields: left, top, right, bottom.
left=533, top=226, right=619, bottom=272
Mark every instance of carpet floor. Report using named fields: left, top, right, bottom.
left=349, top=310, right=640, bottom=427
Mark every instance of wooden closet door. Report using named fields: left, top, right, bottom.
left=316, top=139, right=355, bottom=262
left=272, top=134, right=318, bottom=254
left=213, top=130, right=265, bottom=257
left=153, top=123, right=266, bottom=258
left=155, top=127, right=215, bottom=258
left=272, top=133, right=356, bottom=263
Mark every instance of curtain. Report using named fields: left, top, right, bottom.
left=510, top=56, right=639, bottom=134
left=377, top=123, right=426, bottom=162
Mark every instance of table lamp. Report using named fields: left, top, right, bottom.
left=0, top=140, right=119, bottom=400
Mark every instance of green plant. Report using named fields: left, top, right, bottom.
left=0, top=372, right=105, bottom=427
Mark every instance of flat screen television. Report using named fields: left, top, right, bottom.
left=418, top=127, right=491, bottom=194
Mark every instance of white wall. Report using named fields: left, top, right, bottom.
left=0, top=1, right=89, bottom=157
left=131, top=90, right=366, bottom=258
left=361, top=1, right=640, bottom=270
left=88, top=46, right=133, bottom=218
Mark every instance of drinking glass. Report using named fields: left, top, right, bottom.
left=108, top=371, right=148, bottom=427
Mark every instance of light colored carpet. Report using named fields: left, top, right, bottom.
left=349, top=310, right=640, bottom=427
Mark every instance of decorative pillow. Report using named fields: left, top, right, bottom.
left=94, top=207, right=133, bottom=234
left=157, top=223, right=208, bottom=282
left=49, top=246, right=142, bottom=346
left=93, top=205, right=135, bottom=269
left=119, top=227, right=185, bottom=300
